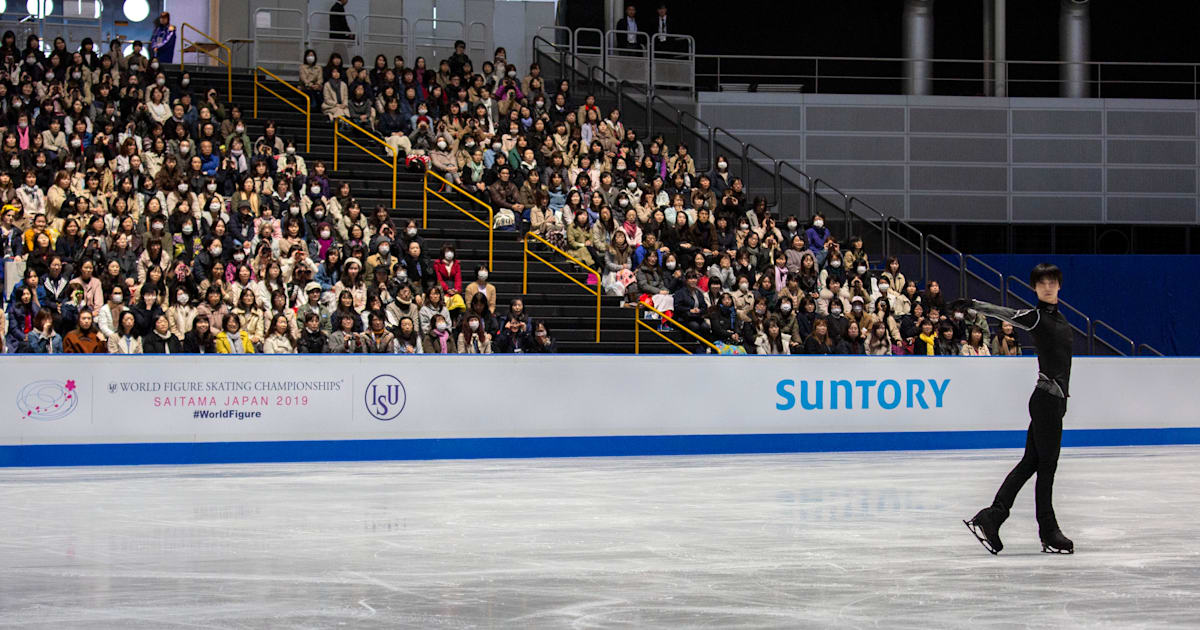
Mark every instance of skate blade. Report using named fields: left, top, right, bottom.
left=1041, top=544, right=1074, bottom=555
left=963, top=519, right=1000, bottom=555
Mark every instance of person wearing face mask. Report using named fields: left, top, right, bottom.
left=299, top=49, right=324, bottom=96
left=421, top=314, right=456, bottom=354
left=429, top=133, right=460, bottom=184
left=805, top=213, right=833, bottom=266
left=463, top=266, right=496, bottom=314
left=456, top=314, right=492, bottom=354
left=95, top=285, right=128, bottom=339
left=365, top=238, right=395, bottom=278
left=730, top=275, right=757, bottom=322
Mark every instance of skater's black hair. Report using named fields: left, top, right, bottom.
left=1029, top=263, right=1062, bottom=287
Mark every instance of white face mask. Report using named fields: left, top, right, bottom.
left=830, top=307, right=842, bottom=315
left=619, top=198, right=629, bottom=207
left=176, top=293, right=189, bottom=304
left=853, top=304, right=863, bottom=312
left=236, top=125, right=245, bottom=134
left=787, top=221, right=798, bottom=230
left=306, top=55, right=316, bottom=63
left=444, top=251, right=455, bottom=261
left=717, top=161, right=727, bottom=170
left=211, top=246, right=222, bottom=256
left=152, top=222, right=164, bottom=231
left=310, top=185, right=321, bottom=195
left=71, top=139, right=82, bottom=148
left=666, top=261, right=677, bottom=270
left=8, top=158, right=17, bottom=168
left=813, top=219, right=824, bottom=228
left=156, top=77, right=165, bottom=86
left=180, top=145, right=190, bottom=154
left=151, top=61, right=160, bottom=70
left=465, top=140, right=475, bottom=148
left=436, top=322, right=448, bottom=332
left=436, top=140, right=447, bottom=150
left=314, top=209, right=325, bottom=219
left=492, top=143, right=502, bottom=152
left=65, top=162, right=76, bottom=170
left=469, top=320, right=479, bottom=331
left=857, top=266, right=866, bottom=274
left=210, top=201, right=220, bottom=211
left=478, top=271, right=488, bottom=281
left=290, top=206, right=300, bottom=215
left=781, top=304, right=792, bottom=313
left=111, top=294, right=123, bottom=304
left=182, top=224, right=194, bottom=235
left=233, top=252, right=245, bottom=261
left=379, top=245, right=390, bottom=256
left=878, top=284, right=889, bottom=292
left=177, top=183, right=188, bottom=192
left=407, top=228, right=418, bottom=236
left=181, top=78, right=190, bottom=87
left=831, top=260, right=842, bottom=268
left=320, top=230, right=331, bottom=240
left=418, top=108, right=428, bottom=115
left=94, top=157, right=106, bottom=166
left=739, top=282, right=749, bottom=291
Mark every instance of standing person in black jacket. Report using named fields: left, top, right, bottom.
left=329, top=0, right=353, bottom=41
left=964, top=263, right=1075, bottom=555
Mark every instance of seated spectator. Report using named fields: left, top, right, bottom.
left=836, top=321, right=865, bottom=355
left=17, top=309, right=62, bottom=353
left=216, top=313, right=255, bottom=354
left=63, top=308, right=106, bottom=353
left=423, top=313, right=456, bottom=354
left=107, top=311, right=143, bottom=354
left=263, top=314, right=297, bottom=354
left=961, top=325, right=990, bottom=356
left=458, top=313, right=492, bottom=353
left=991, top=321, right=1021, bottom=356
left=322, top=67, right=351, bottom=121
left=143, top=314, right=182, bottom=354
left=394, top=316, right=422, bottom=354
left=755, top=317, right=791, bottom=355
left=495, top=298, right=530, bottom=353
left=182, top=314, right=217, bottom=353
left=803, top=317, right=835, bottom=355
left=934, top=322, right=960, bottom=356
left=526, top=321, right=557, bottom=353
left=865, top=321, right=893, bottom=356
left=297, top=312, right=329, bottom=353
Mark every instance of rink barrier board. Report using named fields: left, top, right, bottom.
left=2, top=428, right=1200, bottom=467
left=3, top=355, right=1199, bottom=467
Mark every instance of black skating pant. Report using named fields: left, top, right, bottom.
left=993, top=388, right=1067, bottom=532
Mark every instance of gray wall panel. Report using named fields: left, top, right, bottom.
left=1106, top=111, right=1197, bottom=136
left=1012, top=110, right=1102, bottom=135
left=1012, top=196, right=1102, bottom=222
left=910, top=137, right=1008, bottom=162
left=1107, top=197, right=1197, bottom=223
left=806, top=107, right=905, bottom=132
left=718, top=134, right=804, bottom=161
left=693, top=93, right=1200, bottom=223
left=1013, top=139, right=1103, bottom=163
left=1107, top=139, right=1197, bottom=165
left=910, top=108, right=1007, bottom=134
left=806, top=135, right=906, bottom=161
left=1107, top=169, right=1196, bottom=194
left=909, top=195, right=1008, bottom=221
left=911, top=166, right=1008, bottom=191
left=805, top=164, right=906, bottom=190
left=1012, top=167, right=1103, bottom=192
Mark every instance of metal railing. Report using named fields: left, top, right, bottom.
left=522, top=231, right=602, bottom=343
left=694, top=54, right=1200, bottom=99
left=634, top=302, right=720, bottom=355
left=1005, top=275, right=1095, bottom=355
left=180, top=23, right=232, bottom=98
left=1137, top=344, right=1164, bottom=357
left=253, top=8, right=306, bottom=72
left=332, top=116, right=397, bottom=208
left=1090, top=320, right=1136, bottom=357
left=253, top=66, right=311, bottom=153
left=530, top=34, right=1164, bottom=356
left=422, top=171, right=494, bottom=270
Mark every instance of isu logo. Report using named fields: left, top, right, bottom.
left=18, top=379, right=79, bottom=421
left=364, top=375, right=406, bottom=421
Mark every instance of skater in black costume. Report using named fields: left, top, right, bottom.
left=961, top=263, right=1075, bottom=555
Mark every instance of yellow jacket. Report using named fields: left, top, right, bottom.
left=215, top=330, right=256, bottom=354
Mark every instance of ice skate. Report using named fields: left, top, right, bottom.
left=963, top=507, right=1006, bottom=554
left=1040, top=528, right=1074, bottom=554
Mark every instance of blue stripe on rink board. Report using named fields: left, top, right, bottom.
left=2, top=427, right=1199, bottom=467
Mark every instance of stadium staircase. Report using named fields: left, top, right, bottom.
left=172, top=66, right=677, bottom=354
left=172, top=52, right=1161, bottom=356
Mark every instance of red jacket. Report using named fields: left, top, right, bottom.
left=433, top=259, right=462, bottom=294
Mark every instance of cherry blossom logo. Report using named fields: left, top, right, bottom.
left=17, top=379, right=79, bottom=421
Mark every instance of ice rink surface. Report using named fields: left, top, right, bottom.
left=1, top=446, right=1198, bottom=629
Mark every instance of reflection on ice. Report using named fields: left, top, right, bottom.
left=1, top=447, right=1197, bottom=628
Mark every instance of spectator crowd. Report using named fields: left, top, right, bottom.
left=0, top=30, right=1018, bottom=357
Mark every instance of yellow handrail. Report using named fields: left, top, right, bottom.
left=523, top=231, right=602, bottom=343
left=634, top=301, right=721, bottom=355
left=253, top=66, right=312, bottom=153
left=332, top=116, right=398, bottom=208
left=179, top=23, right=232, bottom=99
left=422, top=170, right=493, bottom=270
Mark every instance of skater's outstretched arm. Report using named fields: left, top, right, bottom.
left=965, top=299, right=1040, bottom=331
